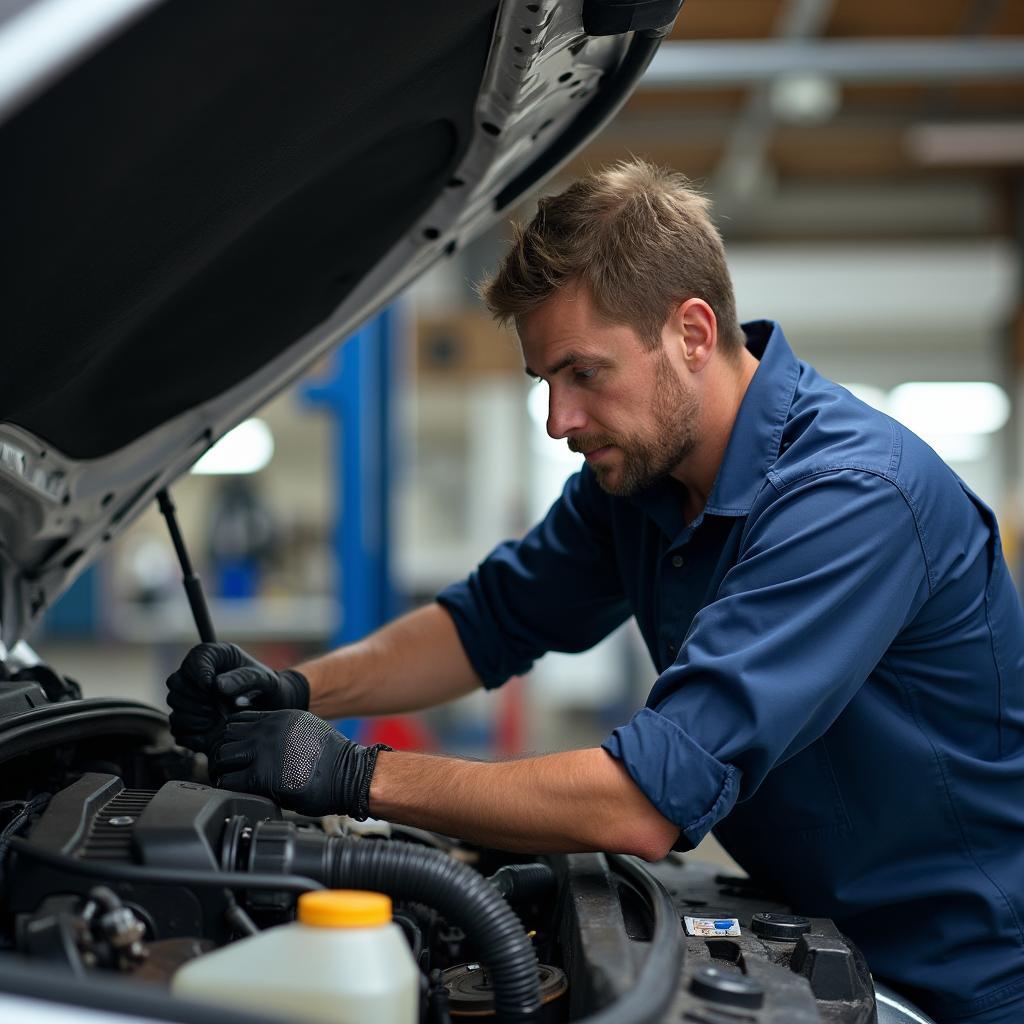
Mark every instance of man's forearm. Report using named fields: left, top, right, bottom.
left=368, top=746, right=680, bottom=861
left=298, top=603, right=482, bottom=719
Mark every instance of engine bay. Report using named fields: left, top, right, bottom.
left=0, top=669, right=887, bottom=1024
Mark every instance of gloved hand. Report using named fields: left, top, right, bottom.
left=166, top=642, right=310, bottom=753
left=210, top=710, right=390, bottom=819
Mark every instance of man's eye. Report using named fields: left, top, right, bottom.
left=574, top=367, right=598, bottom=382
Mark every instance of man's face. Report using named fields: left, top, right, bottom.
left=519, top=284, right=701, bottom=497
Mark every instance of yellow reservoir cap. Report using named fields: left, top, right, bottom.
left=298, top=890, right=392, bottom=928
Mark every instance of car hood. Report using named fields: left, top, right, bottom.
left=0, top=0, right=678, bottom=649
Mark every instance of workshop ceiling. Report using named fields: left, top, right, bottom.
left=570, top=0, right=1024, bottom=241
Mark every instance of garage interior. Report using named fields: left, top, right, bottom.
left=2, top=2, right=1024, bottom=1023
left=24, top=0, right=1024, bottom=873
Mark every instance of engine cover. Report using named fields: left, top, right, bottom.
left=11, top=773, right=280, bottom=945
left=560, top=853, right=876, bottom=1024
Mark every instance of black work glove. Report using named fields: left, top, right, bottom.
left=210, top=710, right=391, bottom=819
left=166, top=642, right=310, bottom=753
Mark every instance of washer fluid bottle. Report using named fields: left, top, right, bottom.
left=173, top=889, right=419, bottom=1024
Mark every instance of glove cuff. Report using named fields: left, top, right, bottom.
left=280, top=669, right=310, bottom=710
left=348, top=741, right=387, bottom=819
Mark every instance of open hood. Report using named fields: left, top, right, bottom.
left=0, top=0, right=680, bottom=649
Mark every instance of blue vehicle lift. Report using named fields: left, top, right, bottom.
left=300, top=305, right=404, bottom=739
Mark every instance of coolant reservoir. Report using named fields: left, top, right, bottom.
left=172, top=889, right=419, bottom=1024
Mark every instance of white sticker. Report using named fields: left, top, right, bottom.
left=684, top=916, right=741, bottom=937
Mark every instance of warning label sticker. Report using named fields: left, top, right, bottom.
left=683, top=916, right=741, bottom=937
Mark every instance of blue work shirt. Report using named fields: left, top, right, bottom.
left=437, top=321, right=1024, bottom=1023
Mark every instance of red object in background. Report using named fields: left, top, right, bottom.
left=363, top=678, right=528, bottom=755
left=363, top=715, right=439, bottom=752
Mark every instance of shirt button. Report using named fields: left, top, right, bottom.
left=667, top=643, right=678, bottom=657
left=671, top=555, right=684, bottom=568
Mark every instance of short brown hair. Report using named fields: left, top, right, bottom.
left=479, top=159, right=743, bottom=353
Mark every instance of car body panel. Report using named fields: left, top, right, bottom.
left=0, top=0, right=669, bottom=647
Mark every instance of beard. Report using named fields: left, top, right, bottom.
left=568, top=350, right=700, bottom=497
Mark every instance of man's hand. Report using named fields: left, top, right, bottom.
left=166, top=642, right=309, bottom=753
left=210, top=710, right=389, bottom=819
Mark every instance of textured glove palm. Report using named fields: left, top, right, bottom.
left=166, top=642, right=310, bottom=753
left=210, top=710, right=389, bottom=819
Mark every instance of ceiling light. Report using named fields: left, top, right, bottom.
left=191, top=418, right=275, bottom=475
left=837, top=382, right=1005, bottom=464
left=889, top=381, right=1009, bottom=437
left=769, top=73, right=840, bottom=124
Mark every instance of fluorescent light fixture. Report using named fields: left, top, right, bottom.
left=887, top=381, right=1008, bottom=465
left=191, top=418, right=275, bottom=475
left=817, top=382, right=1008, bottom=465
left=889, top=381, right=1009, bottom=437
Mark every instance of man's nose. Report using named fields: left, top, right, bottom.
left=546, top=388, right=586, bottom=439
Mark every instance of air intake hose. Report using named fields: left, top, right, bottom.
left=246, top=820, right=540, bottom=1021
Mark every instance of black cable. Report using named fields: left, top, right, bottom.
left=156, top=487, right=217, bottom=644
left=6, top=836, right=324, bottom=894
left=0, top=793, right=51, bottom=883
left=574, top=854, right=683, bottom=1024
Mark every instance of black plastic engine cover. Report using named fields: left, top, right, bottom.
left=11, top=774, right=280, bottom=946
left=558, top=852, right=875, bottom=1024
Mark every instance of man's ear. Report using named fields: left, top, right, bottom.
left=671, top=298, right=717, bottom=371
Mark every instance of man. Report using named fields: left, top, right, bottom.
left=167, top=161, right=1024, bottom=1024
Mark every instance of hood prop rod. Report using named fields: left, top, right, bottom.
left=156, top=488, right=217, bottom=644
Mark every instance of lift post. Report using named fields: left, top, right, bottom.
left=300, top=304, right=404, bottom=736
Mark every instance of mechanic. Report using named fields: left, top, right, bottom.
left=167, top=160, right=1024, bottom=1024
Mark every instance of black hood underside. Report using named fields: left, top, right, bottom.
left=0, top=0, right=671, bottom=647
left=1, top=0, right=495, bottom=459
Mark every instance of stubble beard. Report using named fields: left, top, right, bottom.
left=579, top=352, right=701, bottom=498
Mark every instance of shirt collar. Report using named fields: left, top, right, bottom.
left=704, top=319, right=800, bottom=516
left=628, top=319, right=799, bottom=533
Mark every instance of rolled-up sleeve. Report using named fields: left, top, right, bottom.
left=603, top=469, right=932, bottom=847
left=437, top=467, right=630, bottom=688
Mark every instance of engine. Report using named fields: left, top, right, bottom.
left=4, top=772, right=563, bottom=1020
left=0, top=684, right=908, bottom=1024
